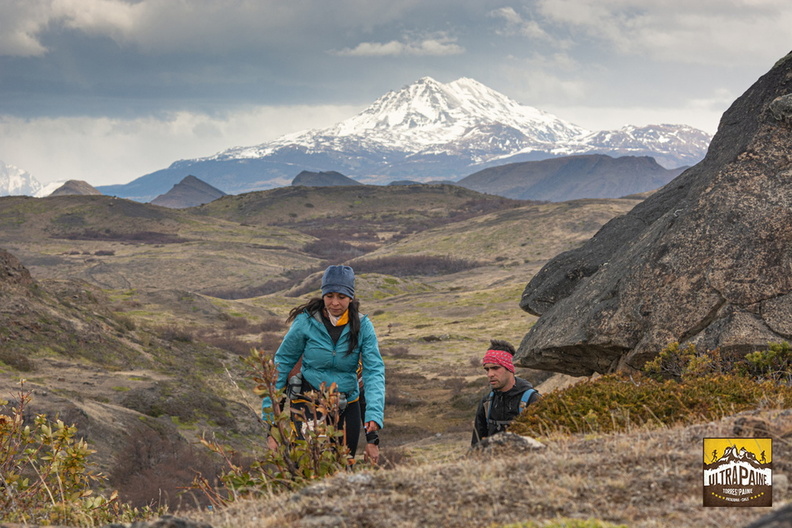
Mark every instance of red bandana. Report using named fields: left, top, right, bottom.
left=482, top=349, right=515, bottom=373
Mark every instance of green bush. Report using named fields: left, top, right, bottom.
left=0, top=382, right=156, bottom=525
left=642, top=342, right=742, bottom=381
left=511, top=341, right=792, bottom=438
left=0, top=348, right=36, bottom=372
left=510, top=372, right=792, bottom=437
left=743, top=342, right=792, bottom=381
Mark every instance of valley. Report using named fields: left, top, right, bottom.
left=0, top=184, right=642, bottom=506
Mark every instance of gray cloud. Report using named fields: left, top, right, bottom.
left=332, top=34, right=464, bottom=57
left=0, top=0, right=790, bottom=186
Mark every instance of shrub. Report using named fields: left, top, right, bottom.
left=0, top=383, right=156, bottom=524
left=510, top=372, right=792, bottom=437
left=258, top=333, right=283, bottom=353
left=113, top=313, right=137, bottom=332
left=121, top=383, right=235, bottom=426
left=0, top=349, right=36, bottom=372
left=223, top=316, right=251, bottom=332
left=259, top=317, right=286, bottom=333
left=202, top=334, right=254, bottom=356
left=58, top=230, right=185, bottom=244
left=193, top=349, right=353, bottom=507
left=155, top=325, right=193, bottom=342
left=303, top=239, right=367, bottom=260
left=743, top=342, right=792, bottom=382
left=644, top=341, right=791, bottom=383
left=641, top=342, right=698, bottom=381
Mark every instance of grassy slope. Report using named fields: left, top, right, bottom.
left=0, top=185, right=645, bottom=512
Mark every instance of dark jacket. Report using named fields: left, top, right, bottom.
left=471, top=377, right=538, bottom=445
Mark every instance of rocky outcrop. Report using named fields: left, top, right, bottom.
left=469, top=432, right=546, bottom=453
left=516, top=51, right=792, bottom=376
left=456, top=154, right=686, bottom=201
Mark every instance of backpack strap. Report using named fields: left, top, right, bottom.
left=519, top=389, right=536, bottom=411
left=485, top=388, right=537, bottom=426
left=483, top=390, right=495, bottom=420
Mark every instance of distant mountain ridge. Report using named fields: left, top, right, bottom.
left=150, top=175, right=226, bottom=208
left=49, top=180, right=103, bottom=196
left=457, top=154, right=686, bottom=201
left=292, top=170, right=359, bottom=187
left=96, top=77, right=712, bottom=202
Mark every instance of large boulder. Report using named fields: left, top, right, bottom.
left=516, top=51, right=792, bottom=376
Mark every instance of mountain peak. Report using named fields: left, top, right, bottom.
left=49, top=180, right=103, bottom=197
left=150, top=175, right=226, bottom=209
left=275, top=76, right=590, bottom=152
left=98, top=76, right=712, bottom=201
left=0, top=160, right=42, bottom=197
left=292, top=170, right=359, bottom=187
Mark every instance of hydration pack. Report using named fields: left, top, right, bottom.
left=483, top=388, right=537, bottom=427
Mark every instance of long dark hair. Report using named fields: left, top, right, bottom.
left=287, top=296, right=361, bottom=355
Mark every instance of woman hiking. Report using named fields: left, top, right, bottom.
left=261, top=265, right=385, bottom=459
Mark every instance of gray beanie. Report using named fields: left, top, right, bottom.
left=321, top=265, right=355, bottom=298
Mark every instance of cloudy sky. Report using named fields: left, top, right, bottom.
left=1, top=0, right=790, bottom=187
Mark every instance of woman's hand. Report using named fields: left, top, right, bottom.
left=267, top=435, right=278, bottom=450
left=364, top=420, right=380, bottom=433
left=364, top=442, right=379, bottom=465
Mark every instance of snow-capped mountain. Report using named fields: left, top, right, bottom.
left=222, top=77, right=589, bottom=163
left=558, top=124, right=712, bottom=169
left=0, top=161, right=43, bottom=197
left=97, top=77, right=712, bottom=202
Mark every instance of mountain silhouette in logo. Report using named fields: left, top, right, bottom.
left=706, top=445, right=768, bottom=469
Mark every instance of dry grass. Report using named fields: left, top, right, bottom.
left=181, top=417, right=792, bottom=528
left=179, top=411, right=790, bottom=528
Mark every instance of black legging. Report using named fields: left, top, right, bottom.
left=290, top=398, right=362, bottom=457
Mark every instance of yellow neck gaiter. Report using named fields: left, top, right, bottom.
left=328, top=309, right=349, bottom=327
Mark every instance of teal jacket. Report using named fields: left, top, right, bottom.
left=262, top=309, right=385, bottom=428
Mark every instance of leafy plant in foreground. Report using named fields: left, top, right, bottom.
left=193, top=349, right=354, bottom=508
left=0, top=382, right=155, bottom=525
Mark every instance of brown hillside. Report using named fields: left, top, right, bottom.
left=0, top=184, right=642, bottom=513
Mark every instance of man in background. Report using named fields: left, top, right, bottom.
left=471, top=339, right=540, bottom=446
